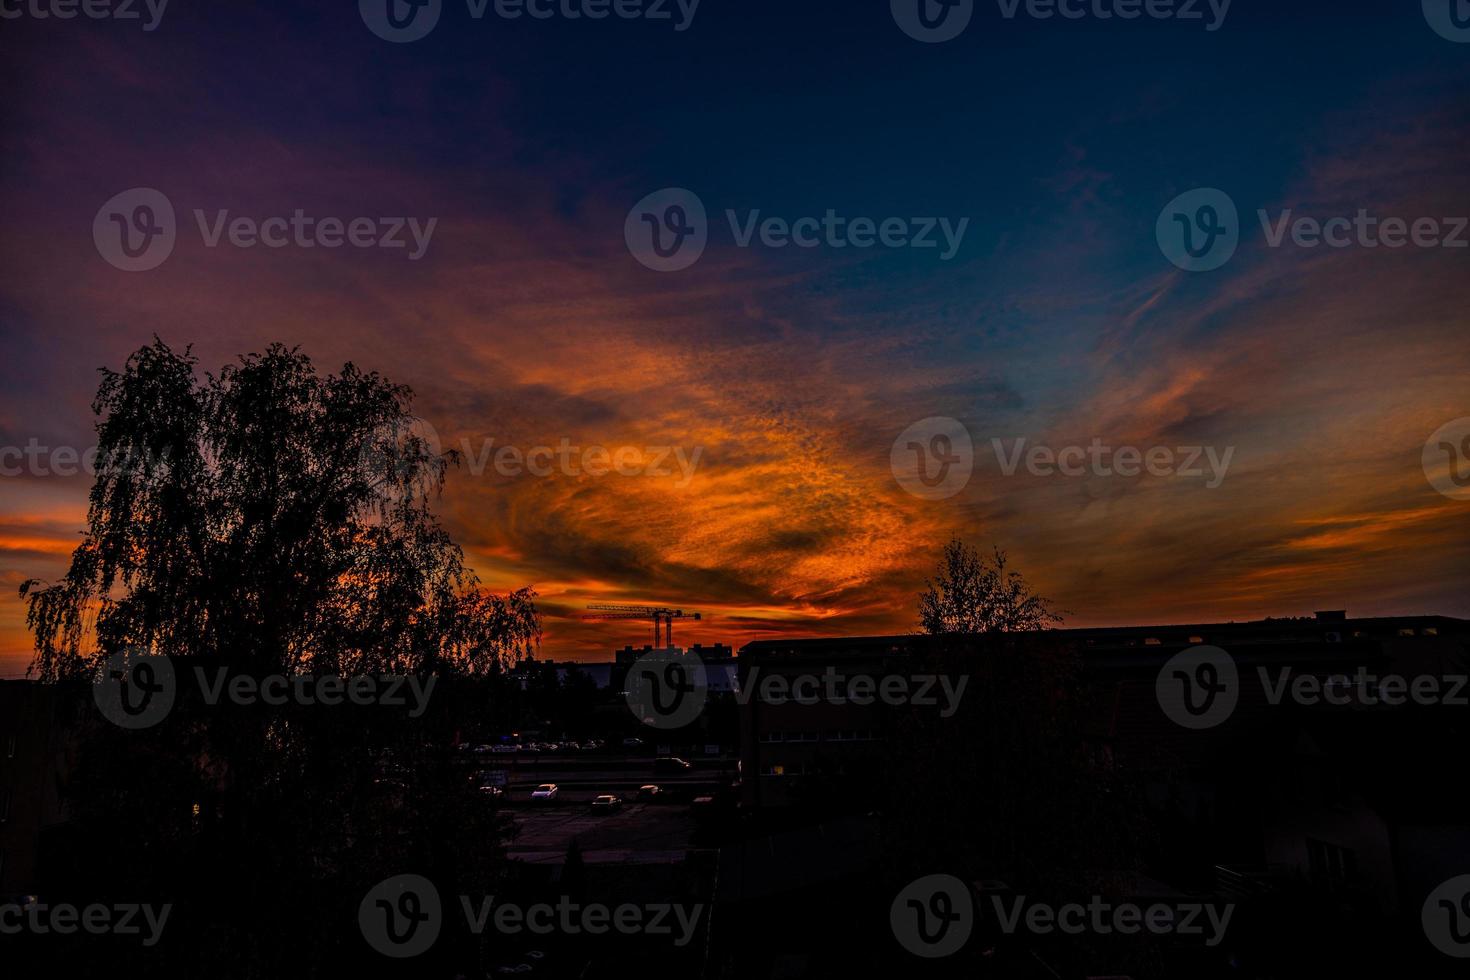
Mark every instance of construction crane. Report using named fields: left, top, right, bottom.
left=584, top=603, right=702, bottom=648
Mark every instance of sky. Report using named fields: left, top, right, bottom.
left=2, top=1, right=1469, bottom=674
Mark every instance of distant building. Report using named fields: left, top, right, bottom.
left=554, top=661, right=612, bottom=689
left=612, top=643, right=737, bottom=693
left=511, top=659, right=613, bottom=689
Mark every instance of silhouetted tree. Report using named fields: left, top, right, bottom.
left=22, top=338, right=539, bottom=677
left=16, top=339, right=540, bottom=978
left=918, top=538, right=1061, bottom=635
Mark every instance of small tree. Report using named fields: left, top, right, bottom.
left=918, top=538, right=1061, bottom=635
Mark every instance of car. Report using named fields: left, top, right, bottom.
left=638, top=784, right=661, bottom=801
left=591, top=794, right=621, bottom=810
left=530, top=783, right=559, bottom=802
left=654, top=756, right=691, bottom=773
left=621, top=737, right=644, bottom=749
left=479, top=785, right=505, bottom=799
left=490, top=744, right=518, bottom=753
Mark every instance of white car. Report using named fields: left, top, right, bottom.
left=530, top=783, right=559, bottom=802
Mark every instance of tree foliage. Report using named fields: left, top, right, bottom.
left=21, top=338, right=539, bottom=680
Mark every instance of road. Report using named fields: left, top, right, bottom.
left=507, top=801, right=699, bottom=865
